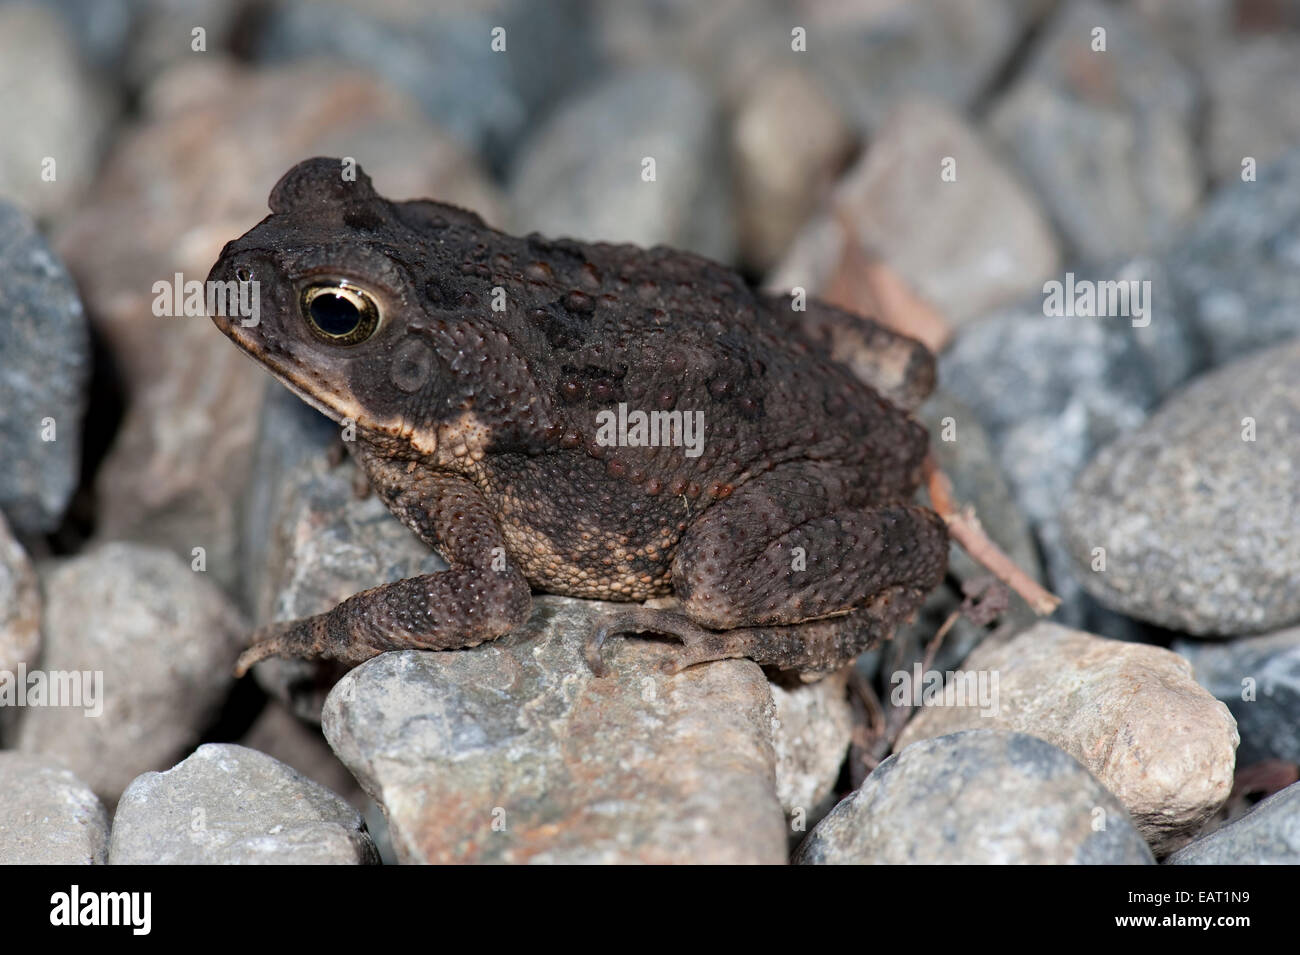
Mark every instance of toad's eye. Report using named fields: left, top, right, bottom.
left=300, top=282, right=381, bottom=345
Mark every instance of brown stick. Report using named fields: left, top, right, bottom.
left=924, top=455, right=1061, bottom=616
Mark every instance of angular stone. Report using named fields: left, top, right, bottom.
left=896, top=623, right=1238, bottom=854
left=1063, top=341, right=1300, bottom=635
left=795, top=730, right=1154, bottom=864
left=109, top=744, right=378, bottom=865
left=323, top=596, right=787, bottom=864
left=0, top=202, right=90, bottom=535
left=16, top=543, right=246, bottom=804
left=0, top=753, right=108, bottom=864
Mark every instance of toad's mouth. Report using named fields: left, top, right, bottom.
left=209, top=314, right=356, bottom=425
left=210, top=315, right=437, bottom=456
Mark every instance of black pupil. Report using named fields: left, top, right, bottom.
left=310, top=293, right=362, bottom=336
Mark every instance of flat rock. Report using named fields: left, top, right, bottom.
left=896, top=623, right=1238, bottom=854
left=0, top=3, right=113, bottom=220
left=770, top=97, right=1060, bottom=329
left=1175, top=628, right=1300, bottom=766
left=1063, top=340, right=1300, bottom=635
left=16, top=543, right=246, bottom=804
left=0, top=201, right=90, bottom=535
left=56, top=58, right=502, bottom=590
left=323, top=596, right=787, bottom=864
left=508, top=68, right=734, bottom=263
left=109, top=744, right=378, bottom=865
left=987, top=0, right=1201, bottom=259
left=794, top=730, right=1154, bottom=864
left=1168, top=782, right=1300, bottom=865
left=0, top=753, right=108, bottom=864
left=1169, top=147, right=1300, bottom=364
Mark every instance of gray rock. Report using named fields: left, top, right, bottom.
left=771, top=669, right=852, bottom=837
left=1203, top=37, right=1300, bottom=184
left=16, top=543, right=246, bottom=804
left=508, top=68, right=734, bottom=263
left=1175, top=628, right=1300, bottom=766
left=1169, top=147, right=1300, bottom=364
left=323, top=596, right=787, bottom=864
left=109, top=744, right=378, bottom=865
left=988, top=0, right=1201, bottom=259
left=0, top=3, right=114, bottom=220
left=253, top=0, right=594, bottom=166
left=794, top=730, right=1154, bottom=864
left=1168, top=782, right=1300, bottom=865
left=769, top=97, right=1061, bottom=330
left=0, top=512, right=41, bottom=745
left=0, top=753, right=108, bottom=864
left=0, top=201, right=90, bottom=535
left=940, top=257, right=1204, bottom=634
left=1063, top=340, right=1300, bottom=635
left=895, top=623, right=1239, bottom=855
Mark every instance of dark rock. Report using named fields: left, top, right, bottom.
left=1168, top=782, right=1300, bottom=864
left=0, top=201, right=90, bottom=535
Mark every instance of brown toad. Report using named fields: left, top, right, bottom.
left=208, top=158, right=948, bottom=678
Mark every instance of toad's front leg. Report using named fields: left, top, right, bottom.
left=235, top=472, right=530, bottom=676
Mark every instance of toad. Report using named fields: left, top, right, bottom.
left=208, top=158, right=948, bottom=678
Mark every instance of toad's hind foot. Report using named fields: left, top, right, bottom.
left=585, top=592, right=916, bottom=678
left=584, top=608, right=756, bottom=677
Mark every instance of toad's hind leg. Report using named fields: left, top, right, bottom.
left=588, top=462, right=948, bottom=675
